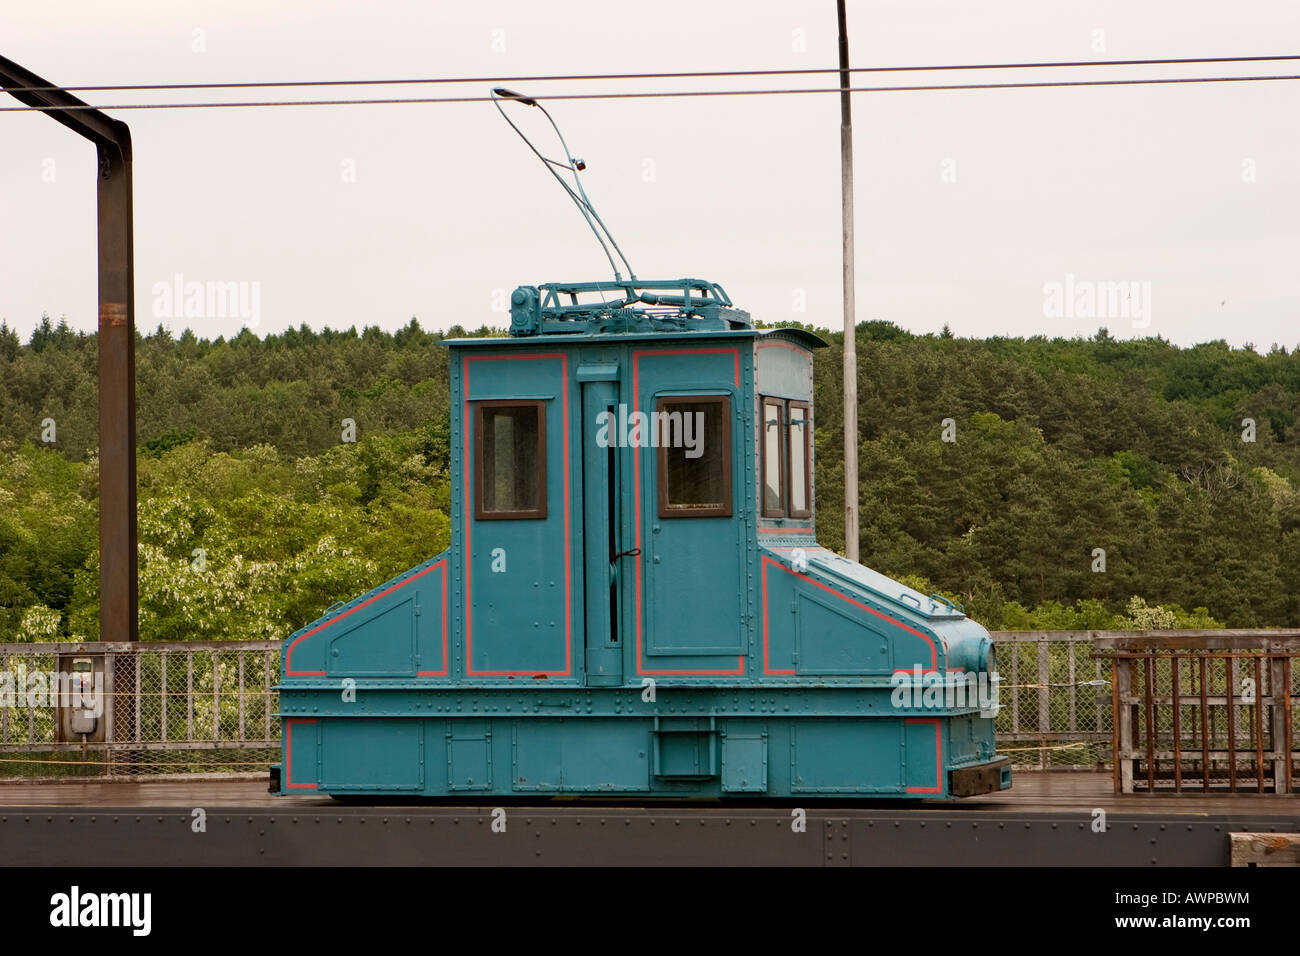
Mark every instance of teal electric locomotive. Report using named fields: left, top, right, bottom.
left=271, top=90, right=1010, bottom=800
left=272, top=276, right=1009, bottom=799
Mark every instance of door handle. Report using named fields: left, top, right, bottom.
left=613, top=547, right=641, bottom=560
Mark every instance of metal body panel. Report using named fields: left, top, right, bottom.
left=278, top=711, right=960, bottom=798
left=278, top=288, right=1006, bottom=799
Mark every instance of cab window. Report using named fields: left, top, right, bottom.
left=475, top=400, right=547, bottom=519
left=760, top=396, right=811, bottom=519
left=788, top=400, right=810, bottom=518
left=761, top=398, right=785, bottom=517
left=657, top=395, right=732, bottom=518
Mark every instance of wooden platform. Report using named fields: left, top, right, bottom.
left=1, top=771, right=1296, bottom=814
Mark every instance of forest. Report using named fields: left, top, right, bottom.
left=3, top=311, right=1300, bottom=642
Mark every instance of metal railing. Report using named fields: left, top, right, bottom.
left=0, top=641, right=278, bottom=778
left=0, top=631, right=1288, bottom=782
left=1092, top=630, right=1299, bottom=794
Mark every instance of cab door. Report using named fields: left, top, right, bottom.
left=581, top=380, right=625, bottom=685
left=632, top=349, right=747, bottom=675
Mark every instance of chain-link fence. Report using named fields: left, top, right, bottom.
left=0, top=641, right=278, bottom=779
left=0, top=632, right=1136, bottom=780
left=991, top=631, right=1113, bottom=770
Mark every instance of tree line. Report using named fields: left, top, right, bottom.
left=3, top=311, right=1300, bottom=640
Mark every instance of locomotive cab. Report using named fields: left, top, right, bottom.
left=276, top=279, right=1011, bottom=799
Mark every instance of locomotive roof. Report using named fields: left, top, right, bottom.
left=441, top=279, right=828, bottom=351
left=441, top=326, right=828, bottom=351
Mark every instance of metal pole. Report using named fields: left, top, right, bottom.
left=837, top=1, right=860, bottom=562
left=96, top=138, right=138, bottom=647
left=0, top=54, right=138, bottom=644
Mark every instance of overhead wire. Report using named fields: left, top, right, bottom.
left=2, top=71, right=1299, bottom=112
left=1, top=53, right=1299, bottom=93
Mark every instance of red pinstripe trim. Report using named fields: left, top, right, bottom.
left=464, top=353, right=572, bottom=677
left=418, top=562, right=450, bottom=676
left=756, top=340, right=812, bottom=355
left=761, top=557, right=796, bottom=675
left=285, top=561, right=447, bottom=677
left=633, top=347, right=744, bottom=676
left=905, top=717, right=943, bottom=794
left=760, top=555, right=938, bottom=672
left=285, top=718, right=318, bottom=790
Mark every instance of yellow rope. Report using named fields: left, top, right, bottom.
left=996, top=741, right=1097, bottom=753
left=0, top=754, right=272, bottom=768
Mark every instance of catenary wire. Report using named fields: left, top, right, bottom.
left=3, top=53, right=1300, bottom=93
left=3, top=72, right=1299, bottom=112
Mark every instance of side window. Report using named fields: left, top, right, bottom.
left=656, top=395, right=732, bottom=518
left=761, top=398, right=785, bottom=517
left=474, top=400, right=547, bottom=520
left=788, top=401, right=810, bottom=518
left=760, top=395, right=811, bottom=519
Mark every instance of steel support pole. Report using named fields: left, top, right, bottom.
left=95, top=140, right=138, bottom=646
left=0, top=55, right=137, bottom=645
left=836, top=1, right=859, bottom=562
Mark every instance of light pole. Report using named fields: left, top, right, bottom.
left=836, top=1, right=860, bottom=561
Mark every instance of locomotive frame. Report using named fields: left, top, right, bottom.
left=272, top=279, right=1010, bottom=799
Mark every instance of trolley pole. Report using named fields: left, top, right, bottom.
left=836, top=1, right=860, bottom=561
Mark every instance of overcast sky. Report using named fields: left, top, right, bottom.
left=1, top=0, right=1297, bottom=347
